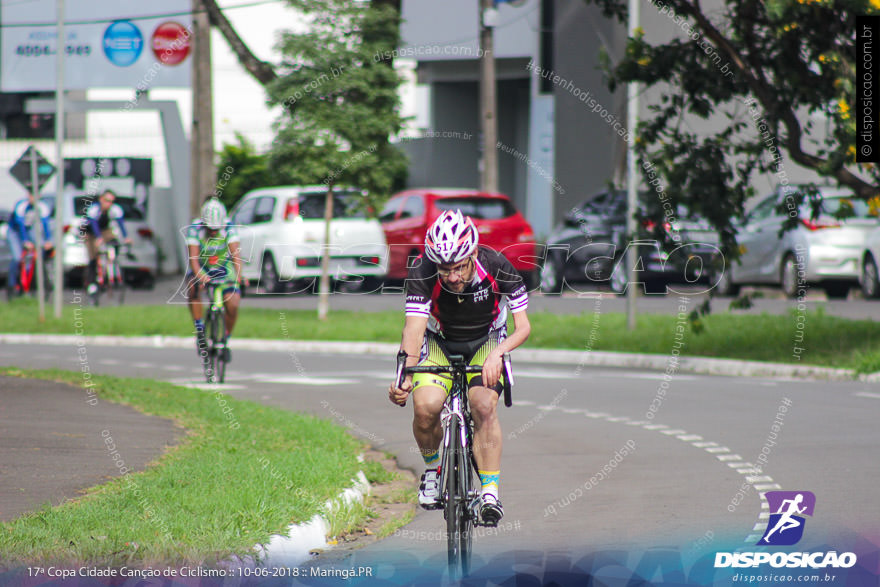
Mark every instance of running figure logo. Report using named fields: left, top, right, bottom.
left=757, top=491, right=816, bottom=546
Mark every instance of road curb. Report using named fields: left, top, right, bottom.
left=228, top=470, right=371, bottom=569
left=0, top=333, right=872, bottom=382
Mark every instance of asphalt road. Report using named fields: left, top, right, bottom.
left=1, top=341, right=876, bottom=581
left=73, top=276, right=880, bottom=319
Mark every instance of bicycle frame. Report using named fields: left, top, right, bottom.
left=203, top=281, right=228, bottom=383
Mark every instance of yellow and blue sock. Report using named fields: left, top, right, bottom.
left=478, top=470, right=500, bottom=497
left=422, top=449, right=439, bottom=469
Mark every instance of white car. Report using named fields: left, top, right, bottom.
left=859, top=225, right=880, bottom=299
left=41, top=193, right=159, bottom=288
left=230, top=186, right=388, bottom=293
left=716, top=186, right=877, bottom=299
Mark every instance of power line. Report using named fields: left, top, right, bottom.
left=0, top=0, right=286, bottom=28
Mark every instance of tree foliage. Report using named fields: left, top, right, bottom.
left=266, top=0, right=408, bottom=210
left=585, top=0, right=879, bottom=254
left=214, top=133, right=277, bottom=210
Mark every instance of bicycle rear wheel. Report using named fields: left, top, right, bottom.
left=112, top=261, right=126, bottom=306
left=203, top=308, right=217, bottom=383
left=208, top=308, right=226, bottom=384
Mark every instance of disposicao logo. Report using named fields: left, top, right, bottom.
left=714, top=490, right=857, bottom=570
left=103, top=20, right=144, bottom=67
left=757, top=490, right=815, bottom=546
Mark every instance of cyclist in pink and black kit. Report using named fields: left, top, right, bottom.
left=389, top=210, right=530, bottom=526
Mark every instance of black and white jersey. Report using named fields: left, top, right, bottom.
left=404, top=246, right=528, bottom=342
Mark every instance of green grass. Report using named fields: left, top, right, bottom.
left=0, top=367, right=370, bottom=567
left=2, top=298, right=880, bottom=372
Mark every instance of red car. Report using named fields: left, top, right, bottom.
left=379, top=188, right=538, bottom=286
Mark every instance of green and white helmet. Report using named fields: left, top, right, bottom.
left=201, top=198, right=227, bottom=230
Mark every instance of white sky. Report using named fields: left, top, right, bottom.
left=0, top=0, right=424, bottom=205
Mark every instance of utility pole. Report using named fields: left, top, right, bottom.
left=479, top=0, right=498, bottom=193
left=53, top=0, right=65, bottom=319
left=626, top=0, right=640, bottom=330
left=191, top=0, right=215, bottom=218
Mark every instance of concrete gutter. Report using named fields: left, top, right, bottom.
left=1, top=333, right=875, bottom=382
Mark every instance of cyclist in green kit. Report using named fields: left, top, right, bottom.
left=184, top=198, right=242, bottom=362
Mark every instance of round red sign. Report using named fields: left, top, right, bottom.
left=151, top=21, right=191, bottom=65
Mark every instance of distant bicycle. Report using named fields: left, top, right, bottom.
left=201, top=279, right=230, bottom=384
left=89, top=240, right=132, bottom=306
left=8, top=245, right=53, bottom=301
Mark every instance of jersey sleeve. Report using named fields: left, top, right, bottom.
left=224, top=223, right=240, bottom=245
left=404, top=255, right=433, bottom=318
left=184, top=222, right=201, bottom=247
left=491, top=249, right=528, bottom=313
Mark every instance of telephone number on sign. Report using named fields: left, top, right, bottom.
left=15, top=44, right=92, bottom=57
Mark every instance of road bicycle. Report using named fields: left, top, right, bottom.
left=89, top=240, right=131, bottom=307
left=395, top=349, right=513, bottom=579
left=8, top=245, right=53, bottom=301
left=201, top=280, right=230, bottom=384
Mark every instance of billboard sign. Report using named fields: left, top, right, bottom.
left=1, top=1, right=192, bottom=91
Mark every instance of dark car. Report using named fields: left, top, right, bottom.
left=540, top=190, right=720, bottom=294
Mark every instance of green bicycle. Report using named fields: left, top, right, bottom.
left=202, top=280, right=229, bottom=384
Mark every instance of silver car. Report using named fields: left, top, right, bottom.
left=41, top=193, right=159, bottom=288
left=859, top=224, right=880, bottom=298
left=716, top=186, right=877, bottom=299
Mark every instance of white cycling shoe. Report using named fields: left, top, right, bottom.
left=478, top=492, right=503, bottom=526
left=418, top=469, right=441, bottom=510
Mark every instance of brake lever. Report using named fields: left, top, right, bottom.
left=394, top=350, right=409, bottom=407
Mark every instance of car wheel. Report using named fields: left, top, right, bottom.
left=862, top=255, right=880, bottom=299
left=261, top=254, right=281, bottom=294
left=540, top=253, right=564, bottom=295
left=710, top=264, right=740, bottom=297
left=823, top=281, right=850, bottom=300
left=780, top=253, right=802, bottom=299
left=609, top=258, right=628, bottom=295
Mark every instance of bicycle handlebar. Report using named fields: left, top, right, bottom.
left=395, top=349, right=514, bottom=408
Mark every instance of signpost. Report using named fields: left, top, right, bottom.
left=9, top=145, right=56, bottom=320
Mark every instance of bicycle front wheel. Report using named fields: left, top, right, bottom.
left=444, top=415, right=470, bottom=579
left=458, top=434, right=476, bottom=577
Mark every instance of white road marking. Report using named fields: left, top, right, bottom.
left=676, top=434, right=702, bottom=441
left=746, top=476, right=774, bottom=483
left=254, top=376, right=358, bottom=386
left=164, top=365, right=184, bottom=371
left=516, top=369, right=582, bottom=380
left=855, top=391, right=880, bottom=399
left=753, top=523, right=767, bottom=531
left=754, top=484, right=782, bottom=491
left=512, top=400, right=536, bottom=407
left=626, top=420, right=651, bottom=426
left=642, top=424, right=668, bottom=430
left=660, top=429, right=687, bottom=435
left=692, top=441, right=718, bottom=448
left=584, top=412, right=610, bottom=419
left=604, top=416, right=630, bottom=422
left=179, top=383, right=248, bottom=391
left=717, top=454, right=742, bottom=461
left=705, top=447, right=730, bottom=453
left=133, top=362, right=154, bottom=369
left=99, top=359, right=120, bottom=365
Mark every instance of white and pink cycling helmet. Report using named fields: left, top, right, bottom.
left=424, top=210, right=479, bottom=264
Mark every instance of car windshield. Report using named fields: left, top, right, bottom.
left=41, top=195, right=145, bottom=220
left=801, top=195, right=872, bottom=219
left=73, top=196, right=145, bottom=220
left=298, top=191, right=367, bottom=219
left=435, top=197, right=515, bottom=220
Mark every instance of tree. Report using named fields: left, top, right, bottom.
left=214, top=133, right=276, bottom=209
left=266, top=0, right=408, bottom=207
left=585, top=0, right=878, bottom=254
